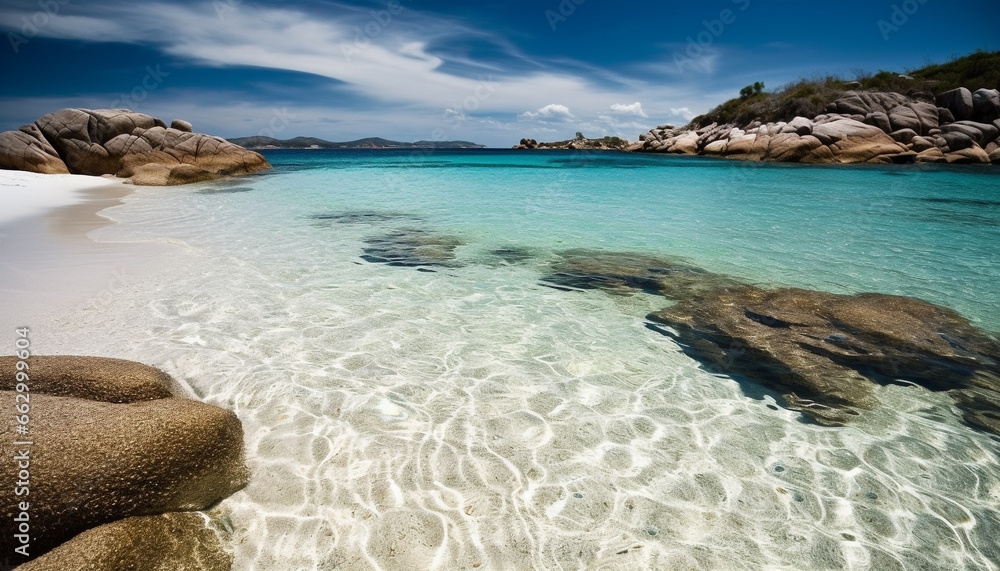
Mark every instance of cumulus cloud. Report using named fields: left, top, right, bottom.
left=670, top=107, right=696, bottom=120
left=520, top=104, right=574, bottom=121
left=610, top=102, right=647, bottom=118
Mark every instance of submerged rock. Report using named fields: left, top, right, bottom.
left=311, top=210, right=420, bottom=225
left=489, top=246, right=535, bottom=265
left=361, top=228, right=464, bottom=267
left=0, top=108, right=271, bottom=185
left=539, top=249, right=741, bottom=298
left=650, top=286, right=1000, bottom=427
left=540, top=250, right=1000, bottom=433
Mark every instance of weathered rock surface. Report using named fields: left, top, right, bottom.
left=0, top=355, right=173, bottom=402
left=0, top=126, right=69, bottom=174
left=14, top=513, right=232, bottom=571
left=635, top=89, right=999, bottom=164
left=0, top=356, right=248, bottom=564
left=972, top=88, right=1000, bottom=123
left=0, top=108, right=271, bottom=185
left=170, top=119, right=194, bottom=133
left=938, top=87, right=974, bottom=121
left=1, top=394, right=248, bottom=559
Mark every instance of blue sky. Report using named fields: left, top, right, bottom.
left=1, top=0, right=997, bottom=147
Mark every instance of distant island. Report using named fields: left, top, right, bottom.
left=513, top=134, right=630, bottom=151
left=227, top=136, right=486, bottom=150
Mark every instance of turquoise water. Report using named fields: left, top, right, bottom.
left=34, top=151, right=1000, bottom=569
left=261, top=150, right=999, bottom=331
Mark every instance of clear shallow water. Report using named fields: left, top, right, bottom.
left=32, top=151, right=1000, bottom=569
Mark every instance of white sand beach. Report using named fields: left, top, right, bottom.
left=0, top=169, right=169, bottom=336
left=0, top=170, right=127, bottom=227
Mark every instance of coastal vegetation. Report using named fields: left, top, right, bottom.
left=690, top=50, right=1000, bottom=128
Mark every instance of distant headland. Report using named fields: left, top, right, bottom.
left=227, top=136, right=486, bottom=150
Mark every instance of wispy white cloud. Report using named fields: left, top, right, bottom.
left=520, top=104, right=574, bottom=121
left=610, top=102, right=647, bottom=118
left=0, top=2, right=646, bottom=114
left=0, top=1, right=722, bottom=145
left=670, top=107, right=696, bottom=121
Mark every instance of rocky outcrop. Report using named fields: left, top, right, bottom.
left=0, top=108, right=271, bottom=185
left=513, top=136, right=631, bottom=151
left=636, top=89, right=1000, bottom=164
left=0, top=356, right=248, bottom=565
left=15, top=513, right=232, bottom=571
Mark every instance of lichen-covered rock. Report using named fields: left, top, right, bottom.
left=0, top=108, right=271, bottom=185
left=13, top=513, right=232, bottom=571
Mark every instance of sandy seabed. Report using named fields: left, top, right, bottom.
left=2, top=170, right=1000, bottom=570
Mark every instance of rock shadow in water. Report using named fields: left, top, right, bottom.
left=311, top=210, right=422, bottom=225
left=361, top=228, right=464, bottom=268
left=486, top=246, right=536, bottom=266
